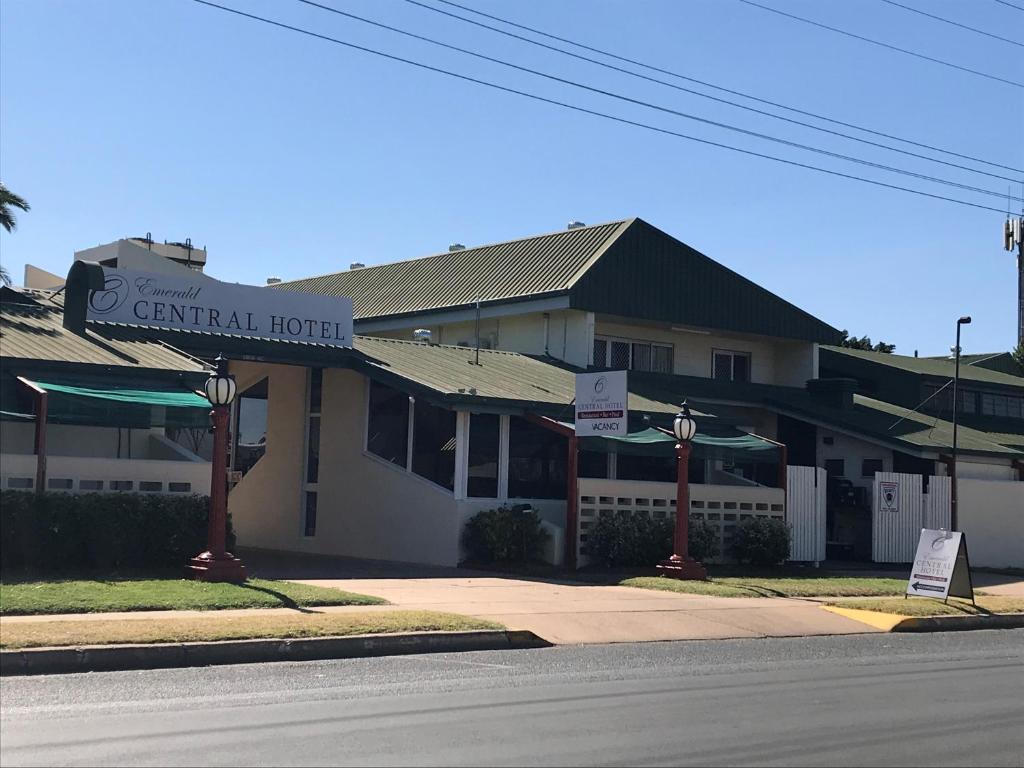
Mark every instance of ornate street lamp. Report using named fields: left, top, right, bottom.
left=656, top=401, right=708, bottom=580
left=188, top=354, right=247, bottom=583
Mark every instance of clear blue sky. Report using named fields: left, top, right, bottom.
left=2, top=0, right=1022, bottom=356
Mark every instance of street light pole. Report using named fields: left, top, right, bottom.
left=950, top=316, right=971, bottom=533
left=188, top=354, right=247, bottom=583
left=656, top=401, right=707, bottom=580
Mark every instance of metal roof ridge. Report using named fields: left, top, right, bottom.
left=274, top=218, right=632, bottom=288
left=564, top=217, right=638, bottom=289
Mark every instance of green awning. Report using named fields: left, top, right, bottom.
left=581, top=427, right=781, bottom=462
left=30, top=381, right=209, bottom=409
left=21, top=379, right=210, bottom=429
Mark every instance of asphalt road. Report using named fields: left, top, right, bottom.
left=2, top=631, right=1022, bottom=767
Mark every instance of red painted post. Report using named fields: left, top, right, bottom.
left=34, top=390, right=48, bottom=493
left=566, top=434, right=579, bottom=571
left=656, top=438, right=706, bottom=580
left=207, top=405, right=229, bottom=558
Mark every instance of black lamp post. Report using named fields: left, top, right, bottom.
left=188, top=354, right=247, bottom=582
left=950, top=316, right=971, bottom=532
left=656, top=401, right=707, bottom=580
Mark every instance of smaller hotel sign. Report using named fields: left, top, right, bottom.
left=575, top=370, right=628, bottom=435
left=86, top=267, right=353, bottom=347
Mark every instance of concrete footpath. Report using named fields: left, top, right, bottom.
left=291, top=577, right=877, bottom=644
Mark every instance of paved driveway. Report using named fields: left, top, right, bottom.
left=239, top=549, right=878, bottom=644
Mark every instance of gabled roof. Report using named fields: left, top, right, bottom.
left=278, top=220, right=630, bottom=321
left=277, top=218, right=841, bottom=344
left=821, top=345, right=1024, bottom=388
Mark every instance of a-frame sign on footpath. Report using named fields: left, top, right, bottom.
left=906, top=529, right=975, bottom=604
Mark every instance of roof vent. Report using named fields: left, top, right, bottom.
left=449, top=243, right=466, bottom=252
left=266, top=277, right=282, bottom=285
left=567, top=221, right=586, bottom=230
left=350, top=262, right=365, bottom=270
left=413, top=328, right=432, bottom=343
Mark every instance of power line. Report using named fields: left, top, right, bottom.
left=405, top=0, right=1021, bottom=183
left=994, top=0, right=1024, bottom=11
left=190, top=0, right=1010, bottom=215
left=879, top=0, right=1023, bottom=48
left=296, top=0, right=1020, bottom=202
left=737, top=0, right=1024, bottom=89
left=428, top=0, right=1022, bottom=175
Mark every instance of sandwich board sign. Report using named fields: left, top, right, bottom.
left=906, top=529, right=974, bottom=601
left=575, top=370, right=627, bottom=436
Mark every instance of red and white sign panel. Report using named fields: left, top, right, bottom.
left=575, top=370, right=628, bottom=436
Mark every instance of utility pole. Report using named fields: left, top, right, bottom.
left=1005, top=215, right=1023, bottom=347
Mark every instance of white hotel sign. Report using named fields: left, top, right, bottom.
left=575, top=370, right=628, bottom=435
left=86, top=267, right=353, bottom=347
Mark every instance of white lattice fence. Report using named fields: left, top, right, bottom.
left=577, top=478, right=785, bottom=567
left=872, top=472, right=924, bottom=563
left=787, top=465, right=826, bottom=563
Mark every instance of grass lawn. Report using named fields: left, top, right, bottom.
left=621, top=575, right=909, bottom=598
left=0, top=610, right=503, bottom=649
left=0, top=578, right=385, bottom=616
left=829, top=596, right=1024, bottom=617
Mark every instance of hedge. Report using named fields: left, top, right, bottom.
left=461, top=505, right=550, bottom=564
left=0, top=491, right=233, bottom=577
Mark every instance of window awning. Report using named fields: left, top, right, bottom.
left=17, top=379, right=210, bottom=428
left=581, top=426, right=781, bottom=462
left=28, top=380, right=210, bottom=409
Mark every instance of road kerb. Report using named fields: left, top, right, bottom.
left=0, top=629, right=551, bottom=677
left=822, top=605, right=1024, bottom=633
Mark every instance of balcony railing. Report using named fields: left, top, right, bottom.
left=1, top=453, right=211, bottom=495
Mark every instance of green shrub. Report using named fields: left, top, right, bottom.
left=732, top=516, right=791, bottom=566
left=687, top=519, right=719, bottom=563
left=0, top=491, right=231, bottom=577
left=461, top=505, right=550, bottom=564
left=587, top=513, right=720, bottom=567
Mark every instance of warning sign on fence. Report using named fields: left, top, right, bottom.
left=879, top=480, right=899, bottom=513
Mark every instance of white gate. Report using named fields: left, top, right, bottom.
left=924, top=475, right=952, bottom=531
left=872, top=472, right=923, bottom=563
left=787, top=465, right=826, bottom=563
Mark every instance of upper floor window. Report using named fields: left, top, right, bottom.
left=981, top=391, right=1023, bottom=419
left=593, top=335, right=673, bottom=373
left=713, top=349, right=750, bottom=382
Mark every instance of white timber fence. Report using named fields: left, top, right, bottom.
left=787, top=465, right=827, bottom=564
left=576, top=478, right=785, bottom=567
left=872, top=472, right=951, bottom=563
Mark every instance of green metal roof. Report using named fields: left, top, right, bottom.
left=276, top=218, right=841, bottom=344
left=278, top=220, right=630, bottom=321
left=821, top=345, right=1024, bottom=388
left=351, top=336, right=688, bottom=417
left=0, top=292, right=208, bottom=375
left=767, top=390, right=1022, bottom=458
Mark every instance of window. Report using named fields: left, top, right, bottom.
left=861, top=458, right=884, bottom=478
left=412, top=399, right=457, bottom=491
left=593, top=335, right=674, bottom=373
left=508, top=416, right=566, bottom=499
left=617, top=453, right=676, bottom=483
left=578, top=449, right=609, bottom=479
left=825, top=459, right=845, bottom=478
left=981, top=391, right=1023, bottom=420
left=467, top=413, right=500, bottom=497
left=233, top=378, right=268, bottom=478
left=303, top=368, right=322, bottom=537
left=713, top=350, right=751, bottom=382
left=367, top=380, right=410, bottom=467
left=923, top=384, right=979, bottom=416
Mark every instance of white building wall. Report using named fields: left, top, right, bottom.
left=1, top=421, right=169, bottom=459
left=958, top=479, right=1024, bottom=568
left=368, top=309, right=593, bottom=367
left=595, top=320, right=816, bottom=387
left=956, top=457, right=1017, bottom=481
left=817, top=429, right=893, bottom=493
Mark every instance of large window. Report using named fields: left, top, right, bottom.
left=981, top=391, right=1022, bottom=419
left=508, top=416, right=566, bottom=499
left=923, top=384, right=977, bottom=416
left=233, top=378, right=268, bottom=478
left=467, top=413, right=500, bottom=498
left=412, top=399, right=457, bottom=491
left=367, top=380, right=410, bottom=468
left=712, top=349, right=751, bottom=382
left=593, top=335, right=673, bottom=373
